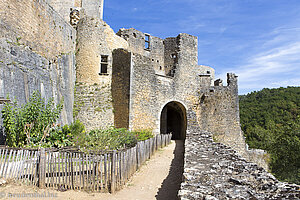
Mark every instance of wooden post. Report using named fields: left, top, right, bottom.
left=70, top=153, right=74, bottom=190
left=136, top=143, right=139, bottom=170
left=38, top=148, right=46, bottom=188
left=110, top=151, right=116, bottom=194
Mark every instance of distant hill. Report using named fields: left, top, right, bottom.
left=239, top=87, right=300, bottom=184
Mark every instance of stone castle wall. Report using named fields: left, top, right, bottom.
left=0, top=0, right=76, bottom=126
left=113, top=32, right=215, bottom=135
left=193, top=73, right=269, bottom=169
left=46, top=0, right=75, bottom=23
left=74, top=17, right=128, bottom=130
left=0, top=0, right=75, bottom=60
left=117, top=28, right=165, bottom=76
left=73, top=83, right=114, bottom=130
left=0, top=0, right=270, bottom=172
left=196, top=74, right=246, bottom=155
left=111, top=49, right=132, bottom=129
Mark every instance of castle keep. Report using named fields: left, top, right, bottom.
left=0, top=0, right=268, bottom=168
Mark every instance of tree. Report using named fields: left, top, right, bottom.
left=239, top=87, right=300, bottom=184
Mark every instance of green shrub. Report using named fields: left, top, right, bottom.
left=2, top=91, right=63, bottom=147
left=132, top=129, right=154, bottom=141
left=74, top=128, right=154, bottom=152
left=75, top=128, right=135, bottom=151
left=2, top=93, right=154, bottom=152
left=41, top=120, right=86, bottom=148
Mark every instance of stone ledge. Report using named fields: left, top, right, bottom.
left=180, top=130, right=300, bottom=200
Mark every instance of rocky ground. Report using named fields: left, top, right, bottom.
left=179, top=130, right=300, bottom=200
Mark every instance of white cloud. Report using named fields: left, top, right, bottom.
left=217, top=37, right=300, bottom=94
left=271, top=78, right=300, bottom=87
left=237, top=42, right=300, bottom=79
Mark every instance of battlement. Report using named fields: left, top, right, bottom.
left=46, top=0, right=104, bottom=24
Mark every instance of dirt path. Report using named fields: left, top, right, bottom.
left=0, top=140, right=184, bottom=200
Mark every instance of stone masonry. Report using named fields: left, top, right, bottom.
left=0, top=0, right=76, bottom=125
left=179, top=129, right=300, bottom=199
left=0, top=0, right=268, bottom=169
left=1, top=1, right=298, bottom=198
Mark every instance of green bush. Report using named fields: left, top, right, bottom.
left=39, top=120, right=85, bottom=148
left=2, top=91, right=63, bottom=147
left=2, top=93, right=154, bottom=151
left=74, top=128, right=135, bottom=151
left=132, top=129, right=154, bottom=141
left=73, top=128, right=154, bottom=152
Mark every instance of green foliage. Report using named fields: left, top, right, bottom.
left=2, top=92, right=154, bottom=152
left=239, top=86, right=300, bottom=184
left=41, top=120, right=86, bottom=148
left=132, top=129, right=154, bottom=141
left=72, top=127, right=153, bottom=152
left=2, top=91, right=63, bottom=147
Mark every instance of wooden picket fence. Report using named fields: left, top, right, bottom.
left=0, top=134, right=172, bottom=193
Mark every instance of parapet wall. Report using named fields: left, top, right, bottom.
left=179, top=130, right=300, bottom=199
left=195, top=73, right=246, bottom=156
left=194, top=73, right=269, bottom=169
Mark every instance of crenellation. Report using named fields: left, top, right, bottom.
left=214, top=78, right=223, bottom=86
left=47, top=0, right=104, bottom=24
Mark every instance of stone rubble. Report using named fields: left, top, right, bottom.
left=179, top=130, right=300, bottom=200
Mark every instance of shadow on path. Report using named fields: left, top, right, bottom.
left=156, top=140, right=185, bottom=200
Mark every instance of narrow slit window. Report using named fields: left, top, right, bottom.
left=100, top=55, right=109, bottom=75
left=145, top=34, right=150, bottom=49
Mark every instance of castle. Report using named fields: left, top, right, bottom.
left=0, top=0, right=267, bottom=168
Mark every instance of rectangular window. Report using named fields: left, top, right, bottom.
left=99, top=55, right=108, bottom=75
left=145, top=34, right=150, bottom=49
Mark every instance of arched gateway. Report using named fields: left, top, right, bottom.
left=160, top=101, right=187, bottom=140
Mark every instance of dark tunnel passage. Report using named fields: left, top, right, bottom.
left=160, top=101, right=187, bottom=140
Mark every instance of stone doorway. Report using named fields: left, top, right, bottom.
left=160, top=101, right=187, bottom=140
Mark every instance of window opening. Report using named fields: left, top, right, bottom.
left=99, top=55, right=108, bottom=75
left=145, top=34, right=150, bottom=49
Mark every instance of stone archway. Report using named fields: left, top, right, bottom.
left=160, top=101, right=187, bottom=140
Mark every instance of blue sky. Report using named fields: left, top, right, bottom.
left=104, top=0, right=300, bottom=94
